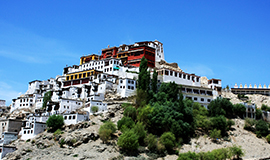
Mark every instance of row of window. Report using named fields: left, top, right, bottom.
left=66, top=71, right=96, bottom=81
left=119, top=80, right=135, bottom=84
left=120, top=85, right=135, bottom=90
left=20, top=99, right=33, bottom=103
left=20, top=103, right=33, bottom=107
left=187, top=97, right=211, bottom=103
left=64, top=115, right=76, bottom=120
left=161, top=70, right=200, bottom=82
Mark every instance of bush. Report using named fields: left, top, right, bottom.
left=91, top=106, right=99, bottom=113
left=230, top=145, right=244, bottom=159
left=266, top=134, right=270, bottom=143
left=157, top=140, right=166, bottom=153
left=117, top=117, right=135, bottom=132
left=137, top=104, right=153, bottom=127
left=233, top=103, right=246, bottom=118
left=226, top=119, right=235, bottom=130
left=261, top=104, right=270, bottom=111
left=159, top=132, right=176, bottom=151
left=53, top=129, right=63, bottom=136
left=145, top=134, right=157, bottom=151
left=123, top=106, right=137, bottom=121
left=117, top=129, right=139, bottom=151
left=209, top=129, right=221, bottom=140
left=46, top=115, right=64, bottom=132
left=255, top=119, right=269, bottom=137
left=244, top=118, right=256, bottom=131
left=211, top=116, right=227, bottom=132
left=133, top=122, right=146, bottom=145
left=256, top=108, right=263, bottom=120
left=99, top=121, right=117, bottom=143
left=42, top=91, right=52, bottom=109
left=178, top=151, right=199, bottom=160
left=121, top=103, right=133, bottom=109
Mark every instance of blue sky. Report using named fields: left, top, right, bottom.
left=0, top=1, right=270, bottom=105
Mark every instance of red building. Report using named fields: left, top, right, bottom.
left=99, top=41, right=156, bottom=68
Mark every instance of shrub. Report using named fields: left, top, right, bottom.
left=133, top=122, right=146, bottom=145
left=137, top=104, right=153, bottom=127
left=59, top=138, right=65, bottom=148
left=230, top=145, right=244, bottom=159
left=211, top=116, right=227, bottom=132
left=261, top=104, right=270, bottom=111
left=42, top=91, right=52, bottom=109
left=244, top=118, right=256, bottom=131
left=159, top=132, right=176, bottom=151
left=121, top=103, right=133, bottom=109
left=157, top=140, right=166, bottom=153
left=226, top=119, right=235, bottom=130
left=266, top=134, right=270, bottom=143
left=124, top=106, right=137, bottom=121
left=233, top=103, right=246, bottom=118
left=178, top=151, right=199, bottom=160
left=256, top=108, right=263, bottom=120
left=210, top=129, right=221, bottom=140
left=53, top=129, right=63, bottom=136
left=99, top=121, right=117, bottom=143
left=117, top=117, right=135, bottom=132
left=117, top=129, right=139, bottom=151
left=46, top=115, right=64, bottom=132
left=145, top=134, right=157, bottom=151
left=91, top=106, right=99, bottom=113
left=255, top=119, right=269, bottom=137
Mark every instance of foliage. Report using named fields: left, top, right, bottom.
left=255, top=119, right=269, bottom=137
left=121, top=103, right=133, bottom=109
left=230, top=145, right=244, bottom=159
left=237, top=94, right=248, bottom=99
left=117, top=129, right=139, bottom=151
left=157, top=140, right=166, bottom=153
left=137, top=104, right=153, bottom=127
left=266, top=134, right=270, bottom=143
left=59, top=138, right=65, bottom=148
left=91, top=106, right=99, bottom=113
left=226, top=119, right=235, bottom=130
left=133, top=122, right=147, bottom=145
left=99, top=121, right=117, bottom=143
left=46, top=115, right=64, bottom=132
left=256, top=108, right=263, bottom=120
left=178, top=146, right=244, bottom=160
left=233, top=103, right=246, bottom=118
left=123, top=106, right=137, bottom=121
left=193, top=102, right=211, bottom=131
left=210, top=115, right=227, bottom=133
left=159, top=132, right=176, bottom=151
left=209, top=129, right=221, bottom=140
left=261, top=104, right=270, bottom=111
left=138, top=56, right=150, bottom=91
left=208, top=97, right=234, bottom=117
left=151, top=69, right=158, bottom=94
left=145, top=134, right=157, bottom=151
left=53, top=129, right=63, bottom=136
left=42, top=91, right=52, bottom=109
left=135, top=89, right=148, bottom=108
left=117, top=117, right=135, bottom=132
left=244, top=118, right=256, bottom=131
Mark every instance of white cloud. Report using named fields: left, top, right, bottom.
left=181, top=64, right=215, bottom=77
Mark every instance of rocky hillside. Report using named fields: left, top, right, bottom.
left=4, top=99, right=270, bottom=160
left=222, top=91, right=270, bottom=108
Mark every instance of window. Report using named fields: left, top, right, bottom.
left=75, top=75, right=77, bottom=79
left=170, top=71, right=173, bottom=76
left=207, top=99, right=211, bottom=103
left=64, top=116, right=67, bottom=120
left=69, top=116, right=71, bottom=120
left=71, top=75, right=73, bottom=80
left=120, top=80, right=123, bottom=83
left=128, top=86, right=131, bottom=89
left=175, top=72, right=177, bottom=77
left=183, top=74, right=186, bottom=79
left=67, top=76, right=69, bottom=80
left=73, top=115, right=76, bottom=119
left=123, top=86, right=125, bottom=89
left=201, top=98, right=204, bottom=102
left=194, top=97, right=197, bottom=101
left=131, top=86, right=134, bottom=90
left=120, top=86, right=122, bottom=88
left=128, top=80, right=131, bottom=84
left=67, top=101, right=69, bottom=103
left=79, top=74, right=82, bottom=79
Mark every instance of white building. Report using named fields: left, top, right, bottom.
left=84, top=100, right=107, bottom=115
left=21, top=119, right=46, bottom=140
left=117, top=78, right=136, bottom=97
left=0, top=145, right=16, bottom=159
left=63, top=112, right=89, bottom=125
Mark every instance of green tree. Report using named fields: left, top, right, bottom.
left=138, top=56, right=150, bottom=91
left=117, top=117, right=135, bottom=132
left=123, top=106, right=137, bottom=121
left=233, top=103, right=246, bottom=118
left=226, top=119, right=235, bottom=130
left=211, top=115, right=227, bottom=133
left=208, top=98, right=234, bottom=117
left=91, top=106, right=99, bottom=113
left=133, top=122, right=147, bottom=145
left=99, top=121, right=117, bottom=143
left=255, top=119, right=269, bottom=137
left=159, top=132, right=176, bottom=151
left=230, top=145, right=244, bottom=159
left=117, top=129, right=139, bottom=151
left=266, top=134, right=270, bottom=143
left=151, top=69, right=158, bottom=94
left=137, top=104, right=153, bottom=127
left=42, top=91, right=52, bottom=109
left=256, top=108, right=262, bottom=120
left=209, top=129, right=222, bottom=140
left=46, top=115, right=64, bottom=132
left=145, top=134, right=157, bottom=151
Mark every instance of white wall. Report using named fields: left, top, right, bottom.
left=63, top=113, right=89, bottom=125
left=84, top=100, right=107, bottom=115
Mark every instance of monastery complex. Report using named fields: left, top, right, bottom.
left=0, top=40, right=222, bottom=159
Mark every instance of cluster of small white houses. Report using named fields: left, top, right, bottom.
left=0, top=40, right=222, bottom=159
